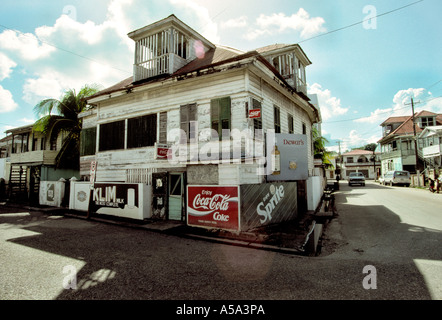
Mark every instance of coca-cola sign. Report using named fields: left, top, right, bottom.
left=187, top=186, right=240, bottom=231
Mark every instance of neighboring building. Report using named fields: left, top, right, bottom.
left=378, top=111, right=442, bottom=174
left=4, top=124, right=80, bottom=204
left=0, top=135, right=12, bottom=193
left=418, top=125, right=442, bottom=170
left=341, top=149, right=380, bottom=180
left=79, top=15, right=322, bottom=229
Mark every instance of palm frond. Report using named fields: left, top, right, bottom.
left=33, top=84, right=100, bottom=170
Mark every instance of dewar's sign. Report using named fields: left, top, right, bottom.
left=187, top=186, right=240, bottom=231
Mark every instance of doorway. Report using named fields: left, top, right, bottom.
left=168, top=173, right=184, bottom=221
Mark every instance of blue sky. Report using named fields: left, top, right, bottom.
left=0, top=0, right=441, bottom=152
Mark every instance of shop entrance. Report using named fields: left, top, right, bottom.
left=168, top=173, right=184, bottom=221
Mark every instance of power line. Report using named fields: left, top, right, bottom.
left=298, top=0, right=425, bottom=44
left=0, top=23, right=132, bottom=75
left=323, top=104, right=410, bottom=124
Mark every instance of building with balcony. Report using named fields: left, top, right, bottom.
left=341, top=149, right=380, bottom=180
left=378, top=111, right=442, bottom=174
left=419, top=125, right=442, bottom=170
left=4, top=124, right=80, bottom=203
left=79, top=14, right=322, bottom=227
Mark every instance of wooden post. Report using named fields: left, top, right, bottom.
left=87, top=161, right=97, bottom=219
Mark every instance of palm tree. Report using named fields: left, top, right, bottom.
left=33, top=84, right=100, bottom=170
left=312, top=126, right=334, bottom=169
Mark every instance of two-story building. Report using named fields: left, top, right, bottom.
left=419, top=124, right=442, bottom=171
left=77, top=15, right=322, bottom=231
left=340, top=149, right=380, bottom=180
left=378, top=111, right=442, bottom=174
left=4, top=124, right=80, bottom=204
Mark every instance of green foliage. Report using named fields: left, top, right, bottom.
left=33, top=84, right=100, bottom=170
left=312, top=126, right=334, bottom=169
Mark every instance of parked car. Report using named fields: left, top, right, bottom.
left=348, top=172, right=365, bottom=186
left=383, top=170, right=411, bottom=187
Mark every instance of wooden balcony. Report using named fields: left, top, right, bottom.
left=134, top=54, right=171, bottom=82
left=422, top=144, right=441, bottom=158
left=10, top=150, right=58, bottom=166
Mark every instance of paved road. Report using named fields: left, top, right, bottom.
left=0, top=181, right=441, bottom=301
left=321, top=181, right=442, bottom=299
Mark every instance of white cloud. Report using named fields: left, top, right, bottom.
left=392, top=88, right=425, bottom=109
left=0, top=29, right=55, bottom=61
left=4, top=0, right=135, bottom=106
left=354, top=108, right=393, bottom=124
left=169, top=0, right=220, bottom=44
left=23, top=73, right=65, bottom=105
left=355, top=87, right=441, bottom=124
left=308, top=83, right=349, bottom=121
left=0, top=53, right=17, bottom=80
left=245, top=9, right=326, bottom=40
left=221, top=16, right=248, bottom=29
left=0, top=85, right=18, bottom=113
left=336, top=130, right=381, bottom=151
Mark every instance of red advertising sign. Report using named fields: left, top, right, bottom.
left=187, top=186, right=240, bottom=231
left=155, top=143, right=170, bottom=160
left=90, top=161, right=97, bottom=184
left=248, top=109, right=261, bottom=119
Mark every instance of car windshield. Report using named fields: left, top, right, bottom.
left=396, top=172, right=409, bottom=177
left=350, top=173, right=364, bottom=177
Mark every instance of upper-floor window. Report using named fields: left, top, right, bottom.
left=99, top=120, right=125, bottom=152
left=12, top=133, right=29, bottom=154
left=211, top=97, right=231, bottom=140
left=347, top=157, right=354, bottom=163
left=288, top=114, right=294, bottom=134
left=248, top=98, right=262, bottom=132
left=180, top=103, right=197, bottom=144
left=357, top=156, right=368, bottom=163
left=420, top=117, right=435, bottom=128
left=80, top=127, right=97, bottom=156
left=274, top=106, right=281, bottom=133
left=127, top=114, right=157, bottom=149
left=32, top=137, right=38, bottom=151
left=40, top=137, right=46, bottom=151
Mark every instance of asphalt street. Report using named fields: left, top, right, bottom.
left=0, top=180, right=441, bottom=301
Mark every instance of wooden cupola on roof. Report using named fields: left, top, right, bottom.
left=128, top=14, right=216, bottom=83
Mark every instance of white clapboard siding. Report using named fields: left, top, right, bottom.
left=98, top=70, right=246, bottom=123
left=82, top=63, right=317, bottom=183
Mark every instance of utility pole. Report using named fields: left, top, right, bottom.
left=408, top=98, right=421, bottom=186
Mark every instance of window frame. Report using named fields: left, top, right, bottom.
left=180, top=103, right=197, bottom=144
left=127, top=114, right=157, bottom=149
left=99, top=120, right=125, bottom=152
left=288, top=114, right=294, bottom=134
left=211, top=97, right=231, bottom=140
left=80, top=127, right=97, bottom=156
left=274, top=105, right=281, bottom=134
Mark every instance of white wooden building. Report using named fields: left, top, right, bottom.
left=79, top=15, right=321, bottom=225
